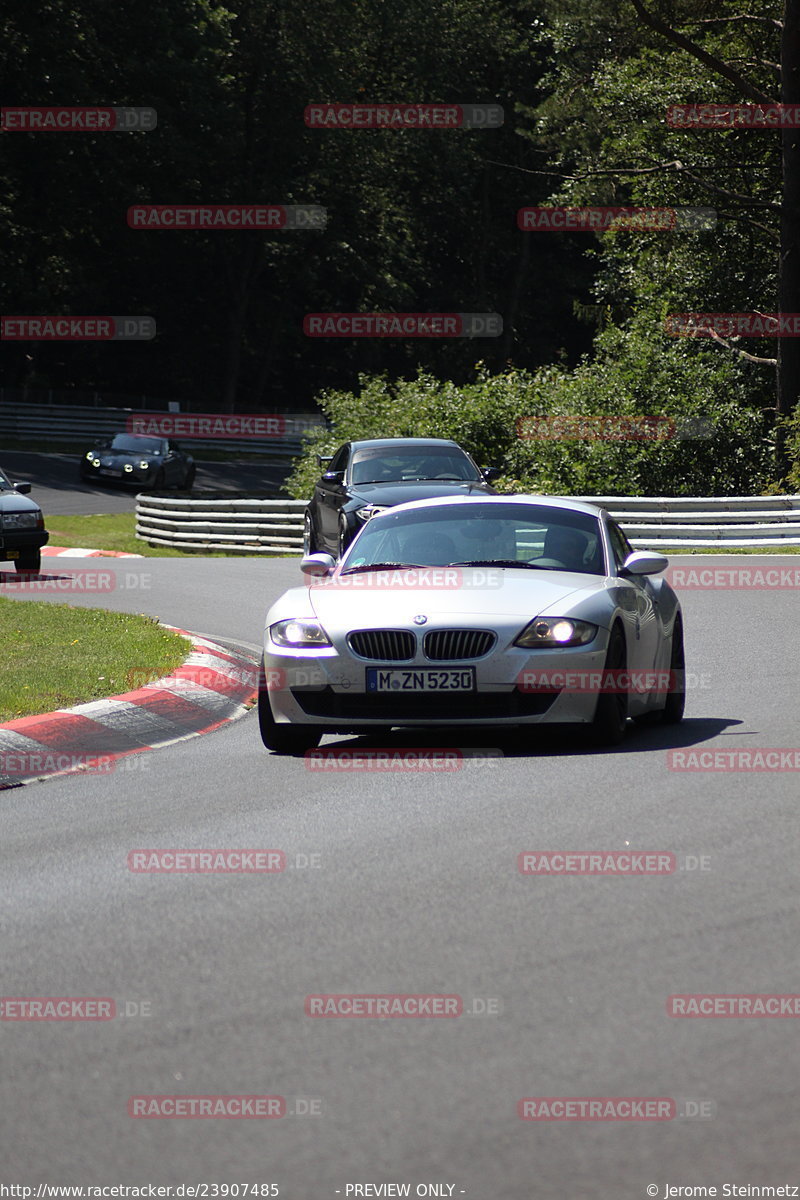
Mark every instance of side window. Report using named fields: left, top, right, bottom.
left=168, top=439, right=181, bottom=452
left=328, top=445, right=349, bottom=475
left=607, top=520, right=633, bottom=570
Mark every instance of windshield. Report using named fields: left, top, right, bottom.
left=341, top=503, right=606, bottom=575
left=0, top=469, right=12, bottom=490
left=349, top=446, right=480, bottom=485
left=109, top=435, right=163, bottom=454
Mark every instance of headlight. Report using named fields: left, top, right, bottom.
left=124, top=464, right=134, bottom=473
left=138, top=460, right=150, bottom=470
left=515, top=617, right=598, bottom=649
left=3, top=511, right=41, bottom=529
left=355, top=504, right=389, bottom=522
left=91, top=458, right=100, bottom=467
left=270, top=618, right=331, bottom=648
left=85, top=451, right=94, bottom=460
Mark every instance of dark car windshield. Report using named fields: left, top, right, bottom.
left=349, top=445, right=480, bottom=485
left=0, top=469, right=12, bottom=490
left=109, top=435, right=163, bottom=454
left=341, top=503, right=606, bottom=575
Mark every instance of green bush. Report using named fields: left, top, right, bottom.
left=286, top=316, right=775, bottom=499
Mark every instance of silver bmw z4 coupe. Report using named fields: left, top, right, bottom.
left=259, top=495, right=685, bottom=754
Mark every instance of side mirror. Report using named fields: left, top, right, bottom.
left=12, top=482, right=32, bottom=494
left=621, top=550, right=668, bottom=576
left=322, top=470, right=344, bottom=484
left=481, top=466, right=501, bottom=482
left=301, top=552, right=335, bottom=578
left=317, top=454, right=333, bottom=467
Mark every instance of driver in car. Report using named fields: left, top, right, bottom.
left=541, top=526, right=590, bottom=571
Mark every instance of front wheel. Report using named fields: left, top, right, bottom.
left=258, top=662, right=322, bottom=754
left=589, top=625, right=628, bottom=746
left=660, top=615, right=686, bottom=724
left=184, top=465, right=196, bottom=489
left=303, top=510, right=318, bottom=556
left=337, top=516, right=351, bottom=560
left=14, top=549, right=41, bottom=573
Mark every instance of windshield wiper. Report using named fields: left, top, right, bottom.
left=340, top=561, right=427, bottom=575
left=448, top=559, right=556, bottom=570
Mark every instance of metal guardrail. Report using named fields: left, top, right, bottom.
left=574, top=494, right=800, bottom=547
left=134, top=492, right=800, bottom=553
left=0, top=402, right=324, bottom=456
left=136, top=496, right=307, bottom=552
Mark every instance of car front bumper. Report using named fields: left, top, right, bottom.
left=0, top=529, right=50, bottom=560
left=262, top=629, right=613, bottom=731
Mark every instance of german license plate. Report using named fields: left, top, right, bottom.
left=4, top=549, right=19, bottom=559
left=366, top=667, right=476, bottom=693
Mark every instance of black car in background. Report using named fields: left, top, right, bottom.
left=80, top=434, right=195, bottom=489
left=304, top=437, right=500, bottom=558
left=0, top=466, right=49, bottom=573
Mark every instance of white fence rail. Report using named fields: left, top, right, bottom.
left=135, top=493, right=800, bottom=553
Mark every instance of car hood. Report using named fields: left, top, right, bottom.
left=306, top=568, right=599, bottom=625
left=347, top=480, right=493, bottom=506
left=0, top=491, right=40, bottom=514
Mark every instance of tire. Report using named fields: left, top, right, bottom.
left=258, top=660, right=322, bottom=754
left=152, top=468, right=166, bottom=490
left=589, top=624, right=628, bottom=746
left=303, top=510, right=318, bottom=556
left=184, top=465, right=196, bottom=490
left=337, top=516, right=351, bottom=560
left=14, top=549, right=41, bottom=573
left=660, top=615, right=686, bottom=724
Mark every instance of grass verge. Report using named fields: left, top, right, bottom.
left=44, top=513, right=285, bottom=557
left=0, top=597, right=188, bottom=721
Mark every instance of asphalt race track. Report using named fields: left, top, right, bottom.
left=1, top=553, right=799, bottom=1195
left=1, top=451, right=291, bottom=515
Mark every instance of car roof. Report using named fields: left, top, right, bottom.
left=349, top=438, right=463, bottom=451
left=369, top=494, right=606, bottom=519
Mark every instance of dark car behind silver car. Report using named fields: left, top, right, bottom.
left=0, top=467, right=49, bottom=572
